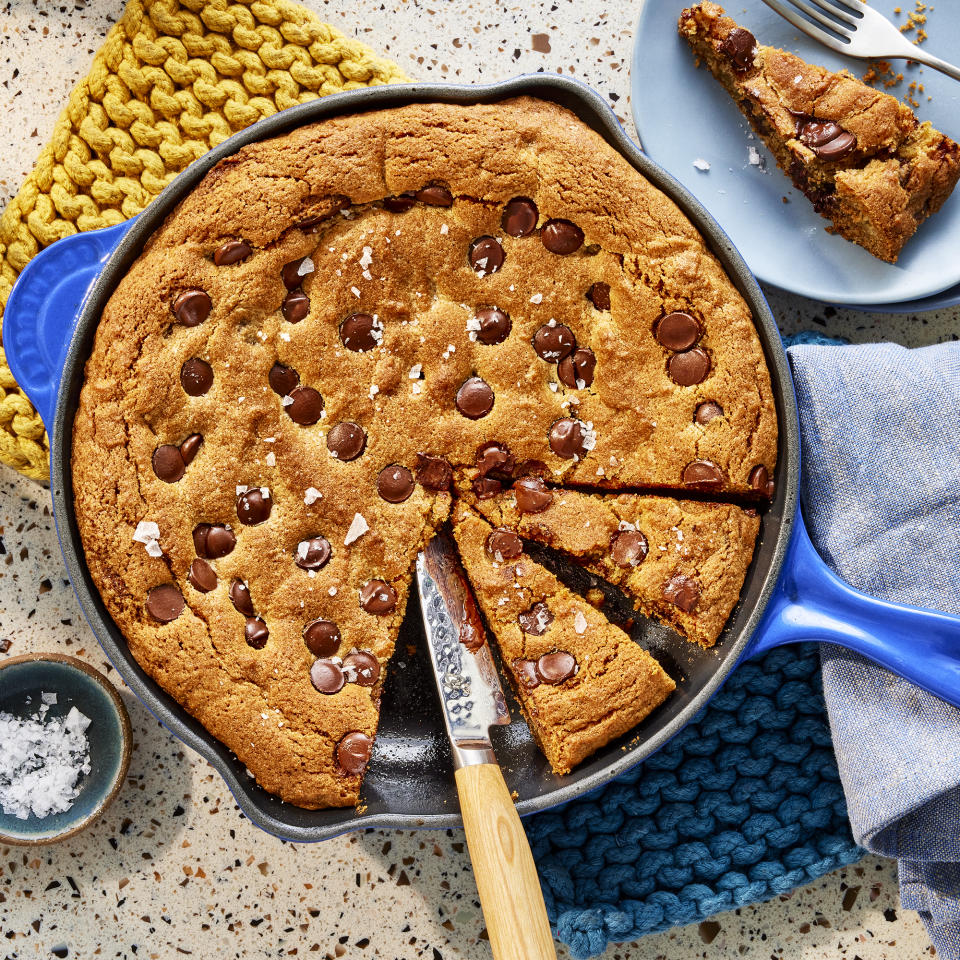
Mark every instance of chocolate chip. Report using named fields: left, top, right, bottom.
left=514, top=476, right=553, bottom=513
left=193, top=523, right=236, bottom=559
left=282, top=258, right=311, bottom=290
left=557, top=347, right=596, bottom=389
left=187, top=559, right=217, bottom=593
left=455, top=377, right=494, bottom=419
left=237, top=488, right=272, bottom=525
left=342, top=651, right=380, bottom=687
left=180, top=358, right=213, bottom=396
left=536, top=651, right=577, bottom=684
left=532, top=323, right=576, bottom=363
left=468, top=236, right=504, bottom=274
left=229, top=579, right=255, bottom=616
left=485, top=529, right=523, bottom=562
left=340, top=313, right=381, bottom=351
left=797, top=119, right=857, bottom=160
left=541, top=219, right=584, bottom=255
left=310, top=659, right=344, bottom=694
left=415, top=453, right=452, bottom=491
left=384, top=193, right=416, bottom=213
left=213, top=239, right=252, bottom=266
left=518, top=601, right=553, bottom=636
left=719, top=27, right=757, bottom=72
left=549, top=418, right=587, bottom=459
left=296, top=536, right=331, bottom=571
left=750, top=464, right=775, bottom=497
left=472, top=476, right=503, bottom=499
left=663, top=575, right=700, bottom=613
left=474, top=306, right=512, bottom=345
left=682, top=460, right=725, bottom=491
left=336, top=731, right=373, bottom=775
left=172, top=290, right=212, bottom=327
left=476, top=441, right=515, bottom=479
left=179, top=433, right=203, bottom=466
left=377, top=464, right=415, bottom=503
left=695, top=401, right=723, bottom=424
left=269, top=362, right=300, bottom=396
left=303, top=619, right=341, bottom=657
left=668, top=347, right=711, bottom=386
left=245, top=617, right=269, bottom=649
left=513, top=659, right=541, bottom=689
left=611, top=530, right=648, bottom=568
left=359, top=580, right=397, bottom=615
left=655, top=312, right=700, bottom=351
left=587, top=282, right=611, bottom=311
left=146, top=584, right=184, bottom=623
left=282, top=289, right=310, bottom=323
left=152, top=445, right=185, bottom=483
left=501, top=197, right=539, bottom=237
left=286, top=385, right=324, bottom=426
left=327, top=422, right=366, bottom=461
left=416, top=185, right=453, bottom=206
left=812, top=130, right=856, bottom=160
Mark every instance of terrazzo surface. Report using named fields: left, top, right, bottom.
left=1, top=0, right=957, bottom=957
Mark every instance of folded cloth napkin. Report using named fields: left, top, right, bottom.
left=788, top=336, right=960, bottom=959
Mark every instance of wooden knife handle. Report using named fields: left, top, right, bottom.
left=454, top=763, right=557, bottom=960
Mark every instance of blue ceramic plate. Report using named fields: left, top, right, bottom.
left=631, top=0, right=960, bottom=309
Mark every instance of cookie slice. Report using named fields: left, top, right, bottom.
left=465, top=484, right=760, bottom=647
left=679, top=2, right=960, bottom=262
left=450, top=502, right=675, bottom=775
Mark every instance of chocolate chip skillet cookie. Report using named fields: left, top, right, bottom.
left=73, top=98, right=777, bottom=808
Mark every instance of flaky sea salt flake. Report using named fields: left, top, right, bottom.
left=304, top=487, right=323, bottom=505
left=344, top=513, right=370, bottom=546
left=574, top=611, right=588, bottom=635
left=693, top=158, right=711, bottom=171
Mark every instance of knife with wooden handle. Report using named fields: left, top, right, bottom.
left=416, top=532, right=557, bottom=960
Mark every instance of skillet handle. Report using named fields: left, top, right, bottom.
left=3, top=219, right=136, bottom=434
left=747, top=511, right=960, bottom=708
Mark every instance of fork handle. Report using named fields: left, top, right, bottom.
left=907, top=48, right=960, bottom=83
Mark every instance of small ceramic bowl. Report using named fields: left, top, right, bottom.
left=0, top=653, right=132, bottom=845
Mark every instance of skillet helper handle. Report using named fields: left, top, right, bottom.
left=454, top=761, right=557, bottom=960
left=2, top=219, right=136, bottom=433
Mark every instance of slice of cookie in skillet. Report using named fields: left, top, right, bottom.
left=463, top=483, right=760, bottom=648
left=450, top=502, right=676, bottom=775
left=679, top=2, right=960, bottom=263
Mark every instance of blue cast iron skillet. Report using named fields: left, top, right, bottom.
left=6, top=76, right=960, bottom=842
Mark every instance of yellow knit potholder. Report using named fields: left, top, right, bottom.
left=0, top=0, right=406, bottom=482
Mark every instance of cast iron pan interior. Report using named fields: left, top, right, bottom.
left=50, top=77, right=799, bottom=841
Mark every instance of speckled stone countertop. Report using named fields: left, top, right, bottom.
left=1, top=1, right=955, bottom=957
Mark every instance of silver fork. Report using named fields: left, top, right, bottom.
left=761, top=0, right=960, bottom=81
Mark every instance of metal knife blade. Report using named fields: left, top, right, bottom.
left=416, top=532, right=509, bottom=769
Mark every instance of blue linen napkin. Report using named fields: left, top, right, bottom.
left=788, top=337, right=960, bottom=959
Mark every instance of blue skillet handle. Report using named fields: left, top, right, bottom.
left=3, top=219, right=137, bottom=434
left=748, top=510, right=960, bottom=709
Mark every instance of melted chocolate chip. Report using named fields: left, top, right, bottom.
left=536, top=651, right=577, bottom=684
left=695, top=401, right=723, bottom=424
left=146, top=584, right=184, bottom=623
left=152, top=445, right=185, bottom=483
left=286, top=385, right=324, bottom=426
left=310, top=659, right=345, bottom=694
left=269, top=362, right=300, bottom=396
left=668, top=347, right=711, bottom=386
left=179, top=433, right=203, bottom=466
left=237, top=488, right=272, bottom=525
left=340, top=313, right=381, bottom=352
left=187, top=558, right=217, bottom=593
left=682, top=460, right=725, bottom=491
left=513, top=658, right=541, bottom=690
left=663, top=574, right=701, bottom=613
left=383, top=193, right=416, bottom=213
left=327, top=422, right=367, bottom=461
left=296, top=537, right=332, bottom=570
left=213, top=239, right=252, bottom=266
left=282, top=289, right=310, bottom=323
left=513, top=458, right=548, bottom=479
left=532, top=323, right=576, bottom=363
left=476, top=441, right=515, bottom=479
left=485, top=529, right=523, bottom=562
left=455, top=377, right=494, bottom=419
left=468, top=236, right=505, bottom=274
left=359, top=580, right=397, bottom=615
left=229, top=579, right=255, bottom=616
left=588, top=282, right=611, bottom=311
left=303, top=619, right=341, bottom=657
left=541, top=219, right=584, bottom=255
left=172, top=290, right=212, bottom=327
left=342, top=651, right=380, bottom=687
left=474, top=306, right=512, bottom=345
left=282, top=258, right=310, bottom=290
left=518, top=601, right=553, bottom=636
left=549, top=418, right=587, bottom=459
left=245, top=617, right=269, bottom=649
left=193, top=523, right=236, bottom=559
left=472, top=476, right=503, bottom=499
left=377, top=464, right=415, bottom=503
left=557, top=347, right=596, bottom=389
left=336, top=731, right=373, bottom=775
left=415, top=453, right=452, bottom=491
left=655, top=312, right=700, bottom=351
left=750, top=464, right=775, bottom=498
left=812, top=130, right=856, bottom=160
left=719, top=27, right=757, bottom=73
left=180, top=358, right=213, bottom=396
left=797, top=118, right=857, bottom=160
left=611, top=530, right=648, bottom=568
left=514, top=476, right=553, bottom=513
left=416, top=185, right=453, bottom=206
left=501, top=197, right=539, bottom=237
